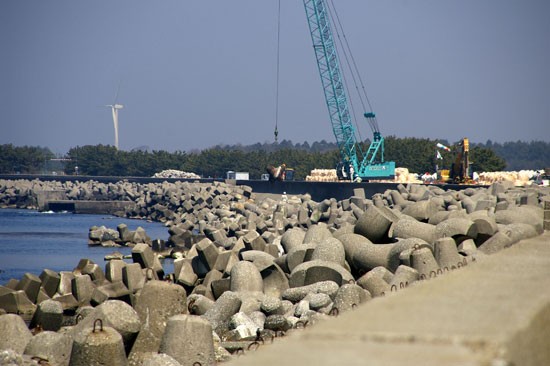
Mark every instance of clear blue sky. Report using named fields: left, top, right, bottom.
left=1, top=0, right=549, bottom=155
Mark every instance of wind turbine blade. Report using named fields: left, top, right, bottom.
left=113, top=79, right=122, bottom=104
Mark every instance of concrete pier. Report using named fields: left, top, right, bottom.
left=226, top=232, right=550, bottom=366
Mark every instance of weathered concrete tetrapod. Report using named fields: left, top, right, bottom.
left=71, top=274, right=94, bottom=305
left=354, top=205, right=396, bottom=243
left=24, top=331, right=73, bottom=366
left=282, top=281, right=340, bottom=303
left=230, top=261, right=263, bottom=293
left=70, top=321, right=127, bottom=366
left=39, top=269, right=61, bottom=298
left=159, top=314, right=215, bottom=366
left=310, top=237, right=346, bottom=267
left=15, top=272, right=41, bottom=303
left=72, top=299, right=141, bottom=355
left=258, top=262, right=289, bottom=299
left=332, top=283, right=371, bottom=312
left=142, top=353, right=182, bottom=366
left=389, top=218, right=437, bottom=244
left=337, top=233, right=393, bottom=274
left=357, top=271, right=390, bottom=298
left=434, top=217, right=478, bottom=241
left=410, top=246, right=440, bottom=278
left=106, top=259, right=128, bottom=283
left=0, top=313, right=33, bottom=353
left=389, top=265, right=419, bottom=289
left=302, top=224, right=333, bottom=244
left=29, top=298, right=64, bottom=331
left=289, top=260, right=354, bottom=287
left=128, top=281, right=187, bottom=365
left=433, top=237, right=464, bottom=269
left=401, top=199, right=439, bottom=221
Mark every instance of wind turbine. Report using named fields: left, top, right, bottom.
left=104, top=83, right=123, bottom=150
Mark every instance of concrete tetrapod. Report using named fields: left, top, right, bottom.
left=29, top=298, right=63, bottom=332
left=70, top=323, right=127, bottom=366
left=332, top=283, right=371, bottom=313
left=202, top=291, right=242, bottom=335
left=337, top=233, right=394, bottom=275
left=282, top=281, right=340, bottom=303
left=434, top=218, right=478, bottom=241
left=128, top=281, right=187, bottom=366
left=401, top=199, right=440, bottom=221
left=289, top=260, right=354, bottom=287
left=388, top=265, right=419, bottom=289
left=24, top=331, right=73, bottom=366
left=433, top=237, right=465, bottom=269
left=280, top=227, right=306, bottom=253
left=310, top=237, right=346, bottom=267
left=230, top=261, right=264, bottom=293
left=71, top=299, right=141, bottom=354
left=302, top=224, right=333, bottom=244
left=0, top=314, right=33, bottom=354
left=159, top=314, right=215, bottom=366
left=354, top=205, right=397, bottom=243
left=410, top=246, right=440, bottom=278
left=389, top=218, right=437, bottom=244
left=356, top=271, right=390, bottom=298
left=142, top=353, right=182, bottom=366
left=257, top=262, right=289, bottom=299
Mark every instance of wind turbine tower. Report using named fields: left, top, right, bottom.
left=105, top=85, right=123, bottom=150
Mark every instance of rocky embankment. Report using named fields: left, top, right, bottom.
left=0, top=178, right=549, bottom=365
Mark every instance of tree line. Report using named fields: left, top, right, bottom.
left=0, top=139, right=548, bottom=179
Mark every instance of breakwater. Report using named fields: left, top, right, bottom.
left=0, top=173, right=480, bottom=202
left=0, top=177, right=548, bottom=365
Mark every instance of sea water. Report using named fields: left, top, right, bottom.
left=0, top=208, right=171, bottom=285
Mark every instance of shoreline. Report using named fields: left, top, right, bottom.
left=0, top=177, right=548, bottom=365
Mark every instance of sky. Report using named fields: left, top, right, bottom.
left=1, top=0, right=549, bottom=155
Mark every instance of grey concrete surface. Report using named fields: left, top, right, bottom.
left=226, top=232, right=550, bottom=366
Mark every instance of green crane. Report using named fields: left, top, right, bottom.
left=303, top=0, right=395, bottom=180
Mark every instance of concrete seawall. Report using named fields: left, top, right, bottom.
left=227, top=232, right=550, bottom=366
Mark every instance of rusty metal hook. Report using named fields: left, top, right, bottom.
left=31, top=356, right=50, bottom=366
left=93, top=318, right=103, bottom=333
left=248, top=341, right=261, bottom=351
left=329, top=307, right=339, bottom=316
left=75, top=313, right=83, bottom=324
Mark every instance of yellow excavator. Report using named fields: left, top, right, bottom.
left=438, top=138, right=475, bottom=184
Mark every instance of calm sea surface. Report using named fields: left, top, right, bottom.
left=0, top=208, right=170, bottom=285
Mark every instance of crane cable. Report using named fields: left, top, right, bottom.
left=325, top=2, right=365, bottom=142
left=274, top=0, right=282, bottom=144
left=327, top=0, right=379, bottom=134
